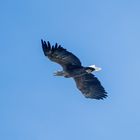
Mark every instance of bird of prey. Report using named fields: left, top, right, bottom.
left=41, top=39, right=107, bottom=100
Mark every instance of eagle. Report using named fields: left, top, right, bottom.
left=41, top=39, right=107, bottom=100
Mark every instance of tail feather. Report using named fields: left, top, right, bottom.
left=89, top=65, right=102, bottom=71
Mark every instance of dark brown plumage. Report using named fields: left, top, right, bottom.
left=41, top=39, right=107, bottom=100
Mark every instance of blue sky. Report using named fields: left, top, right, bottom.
left=0, top=0, right=140, bottom=140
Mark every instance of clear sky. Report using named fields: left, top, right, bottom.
left=0, top=0, right=140, bottom=140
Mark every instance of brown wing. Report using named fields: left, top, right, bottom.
left=74, top=73, right=107, bottom=99
left=41, top=40, right=81, bottom=69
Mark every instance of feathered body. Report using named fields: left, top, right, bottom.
left=41, top=40, right=107, bottom=100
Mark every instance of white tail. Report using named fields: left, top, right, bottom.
left=89, top=65, right=102, bottom=71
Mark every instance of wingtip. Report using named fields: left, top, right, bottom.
left=100, top=92, right=108, bottom=100
left=41, top=39, right=44, bottom=45
left=41, top=39, right=47, bottom=46
left=41, top=39, right=66, bottom=54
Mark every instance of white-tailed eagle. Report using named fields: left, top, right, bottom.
left=41, top=40, right=107, bottom=100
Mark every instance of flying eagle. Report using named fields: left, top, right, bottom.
left=41, top=40, right=107, bottom=100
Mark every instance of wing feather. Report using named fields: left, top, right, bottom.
left=74, top=73, right=107, bottom=99
left=41, top=40, right=81, bottom=69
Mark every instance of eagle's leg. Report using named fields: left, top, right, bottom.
left=53, top=71, right=67, bottom=76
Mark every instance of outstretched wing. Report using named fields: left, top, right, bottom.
left=41, top=40, right=81, bottom=69
left=74, top=73, right=107, bottom=99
